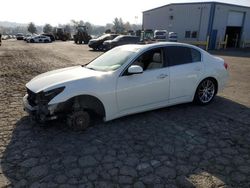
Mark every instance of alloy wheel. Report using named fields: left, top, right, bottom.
left=198, top=79, right=215, bottom=103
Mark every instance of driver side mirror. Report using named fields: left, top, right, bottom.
left=128, top=65, right=143, bottom=75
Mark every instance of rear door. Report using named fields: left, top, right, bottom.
left=165, top=46, right=203, bottom=101
left=118, top=37, right=126, bottom=45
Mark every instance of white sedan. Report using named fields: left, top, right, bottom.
left=23, top=42, right=229, bottom=130
left=27, top=35, right=51, bottom=43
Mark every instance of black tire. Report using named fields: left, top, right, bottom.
left=194, top=78, right=217, bottom=105
left=67, top=110, right=90, bottom=131
left=98, top=44, right=104, bottom=51
left=44, top=39, right=49, bottom=43
left=30, top=39, right=34, bottom=43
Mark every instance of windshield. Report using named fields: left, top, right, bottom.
left=98, top=34, right=110, bottom=40
left=113, top=35, right=124, bottom=41
left=86, top=47, right=136, bottom=72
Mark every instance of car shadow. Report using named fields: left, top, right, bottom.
left=88, top=49, right=106, bottom=53
left=1, top=96, right=250, bottom=187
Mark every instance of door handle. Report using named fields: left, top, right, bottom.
left=157, top=74, right=168, bottom=79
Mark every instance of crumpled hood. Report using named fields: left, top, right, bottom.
left=26, top=66, right=105, bottom=93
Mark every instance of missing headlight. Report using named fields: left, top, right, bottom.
left=39, top=87, right=65, bottom=104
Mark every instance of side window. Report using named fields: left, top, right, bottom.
left=191, top=48, right=201, bottom=62
left=131, top=48, right=165, bottom=71
left=126, top=37, right=132, bottom=42
left=166, top=46, right=193, bottom=66
left=130, top=37, right=135, bottom=42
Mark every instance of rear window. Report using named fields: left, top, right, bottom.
left=191, top=48, right=201, bottom=62
left=166, top=46, right=201, bottom=66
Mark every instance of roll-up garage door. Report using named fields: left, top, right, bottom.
left=227, top=11, right=244, bottom=26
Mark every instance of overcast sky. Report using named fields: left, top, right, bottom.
left=1, top=0, right=250, bottom=26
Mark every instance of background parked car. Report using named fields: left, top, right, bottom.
left=1, top=35, right=9, bottom=40
left=103, top=35, right=140, bottom=50
left=27, top=35, right=51, bottom=43
left=25, top=34, right=37, bottom=42
left=88, top=34, right=119, bottom=51
left=154, top=30, right=168, bottom=41
left=41, top=33, right=55, bottom=42
left=23, top=34, right=32, bottom=41
left=16, top=33, right=24, bottom=40
left=168, top=32, right=178, bottom=42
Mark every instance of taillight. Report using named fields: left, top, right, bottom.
left=224, top=62, right=228, bottom=70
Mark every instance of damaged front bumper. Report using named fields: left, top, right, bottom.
left=23, top=94, right=58, bottom=122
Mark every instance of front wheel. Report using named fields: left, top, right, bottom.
left=194, top=79, right=216, bottom=105
left=67, top=110, right=90, bottom=131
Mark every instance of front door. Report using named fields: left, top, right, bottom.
left=116, top=48, right=169, bottom=112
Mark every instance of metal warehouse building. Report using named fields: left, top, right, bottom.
left=143, top=2, right=250, bottom=49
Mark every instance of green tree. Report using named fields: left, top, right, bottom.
left=27, top=22, right=37, bottom=34
left=43, top=24, right=53, bottom=33
left=113, top=17, right=124, bottom=34
left=85, top=22, right=92, bottom=34
left=64, top=24, right=72, bottom=33
left=124, top=22, right=131, bottom=32
left=105, top=23, right=113, bottom=31
left=105, top=29, right=111, bottom=34
left=79, top=20, right=84, bottom=26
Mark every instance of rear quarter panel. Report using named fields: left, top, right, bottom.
left=203, top=53, right=229, bottom=92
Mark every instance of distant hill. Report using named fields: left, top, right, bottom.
left=0, top=21, right=27, bottom=27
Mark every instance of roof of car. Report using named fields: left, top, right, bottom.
left=116, top=35, right=139, bottom=38
left=120, top=42, right=204, bottom=52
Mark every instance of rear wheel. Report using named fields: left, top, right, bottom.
left=67, top=110, right=90, bottom=131
left=30, top=39, right=34, bottom=43
left=98, top=44, right=104, bottom=51
left=194, top=78, right=216, bottom=105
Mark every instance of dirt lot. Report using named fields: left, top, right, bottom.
left=0, top=40, right=250, bottom=187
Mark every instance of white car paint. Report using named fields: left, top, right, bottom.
left=23, top=42, right=229, bottom=122
left=28, top=35, right=51, bottom=43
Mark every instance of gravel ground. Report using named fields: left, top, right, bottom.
left=0, top=40, right=250, bottom=188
